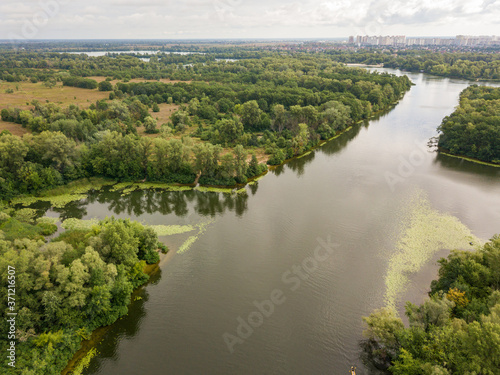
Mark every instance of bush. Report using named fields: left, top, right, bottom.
left=98, top=80, right=113, bottom=91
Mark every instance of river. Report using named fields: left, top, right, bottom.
left=55, top=69, right=500, bottom=374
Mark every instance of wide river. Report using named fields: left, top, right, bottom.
left=62, top=69, right=500, bottom=374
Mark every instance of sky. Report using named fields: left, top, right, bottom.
left=0, top=0, right=499, bottom=40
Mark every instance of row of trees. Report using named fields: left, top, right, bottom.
left=0, top=130, right=267, bottom=200
left=438, top=85, right=500, bottom=164
left=362, top=235, right=500, bottom=374
left=326, top=50, right=500, bottom=80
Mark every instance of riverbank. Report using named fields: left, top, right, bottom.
left=61, top=262, right=162, bottom=375
left=439, top=151, right=500, bottom=168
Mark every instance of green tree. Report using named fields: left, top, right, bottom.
left=98, top=81, right=113, bottom=91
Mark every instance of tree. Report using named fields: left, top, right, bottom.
left=271, top=104, right=287, bottom=132
left=89, top=219, right=140, bottom=268
left=361, top=308, right=404, bottom=370
left=233, top=145, right=248, bottom=181
left=98, top=81, right=113, bottom=91
left=193, top=143, right=221, bottom=177
left=240, top=100, right=262, bottom=130
left=216, top=118, right=243, bottom=145
left=28, top=131, right=78, bottom=174
left=144, top=116, right=158, bottom=134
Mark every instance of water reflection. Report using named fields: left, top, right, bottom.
left=434, top=153, right=500, bottom=178
left=84, top=268, right=162, bottom=374
left=55, top=187, right=253, bottom=220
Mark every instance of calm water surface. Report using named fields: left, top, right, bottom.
left=58, top=70, right=500, bottom=375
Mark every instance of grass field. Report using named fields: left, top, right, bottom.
left=0, top=79, right=185, bottom=136
left=0, top=81, right=109, bottom=110
left=87, top=76, right=192, bottom=84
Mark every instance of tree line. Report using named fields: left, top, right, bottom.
left=325, top=50, right=500, bottom=81
left=437, top=85, right=500, bottom=164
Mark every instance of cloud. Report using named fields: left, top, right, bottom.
left=0, top=0, right=498, bottom=39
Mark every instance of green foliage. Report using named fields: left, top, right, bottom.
left=62, top=76, right=98, bottom=89
left=98, top=80, right=113, bottom=91
left=362, top=236, right=500, bottom=374
left=0, top=49, right=409, bottom=199
left=144, top=116, right=158, bottom=134
left=0, top=216, right=161, bottom=374
left=438, top=86, right=500, bottom=163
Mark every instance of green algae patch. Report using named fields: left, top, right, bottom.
left=112, top=182, right=194, bottom=196
left=40, top=178, right=113, bottom=197
left=440, top=152, right=500, bottom=168
left=11, top=193, right=86, bottom=208
left=177, top=219, right=215, bottom=254
left=71, top=347, right=99, bottom=375
left=384, top=189, right=481, bottom=310
left=61, top=218, right=99, bottom=231
left=194, top=186, right=234, bottom=194
left=149, top=224, right=195, bottom=236
left=110, top=182, right=134, bottom=192
left=10, top=196, right=39, bottom=206
left=297, top=150, right=312, bottom=159
left=9, top=178, right=114, bottom=209
left=235, top=187, right=247, bottom=194
left=43, top=194, right=88, bottom=208
left=248, top=174, right=266, bottom=184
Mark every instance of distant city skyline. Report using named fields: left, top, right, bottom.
left=1, top=0, right=499, bottom=40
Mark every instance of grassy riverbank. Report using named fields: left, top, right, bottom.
left=440, top=151, right=500, bottom=168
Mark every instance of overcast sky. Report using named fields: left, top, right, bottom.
left=1, top=0, right=499, bottom=40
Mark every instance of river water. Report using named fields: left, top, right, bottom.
left=59, top=69, right=500, bottom=374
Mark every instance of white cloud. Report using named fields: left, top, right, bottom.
left=0, top=0, right=498, bottom=39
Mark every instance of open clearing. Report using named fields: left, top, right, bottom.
left=0, top=81, right=110, bottom=110
left=87, top=76, right=192, bottom=84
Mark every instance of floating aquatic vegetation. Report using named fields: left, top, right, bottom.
left=41, top=194, right=87, bottom=208
left=178, top=235, right=198, bottom=254
left=149, top=224, right=195, bottom=236
left=297, top=151, right=312, bottom=159
left=114, top=182, right=194, bottom=196
left=71, top=347, right=99, bottom=375
left=177, top=219, right=215, bottom=254
left=440, top=152, right=500, bottom=168
left=384, top=189, right=481, bottom=310
left=110, top=182, right=134, bottom=192
left=61, top=218, right=99, bottom=231
left=9, top=196, right=39, bottom=207
left=194, top=186, right=234, bottom=194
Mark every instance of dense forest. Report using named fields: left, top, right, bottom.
left=0, top=51, right=412, bottom=200
left=362, top=235, right=500, bottom=374
left=437, top=85, right=500, bottom=164
left=325, top=50, right=500, bottom=81
left=0, top=205, right=166, bottom=374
